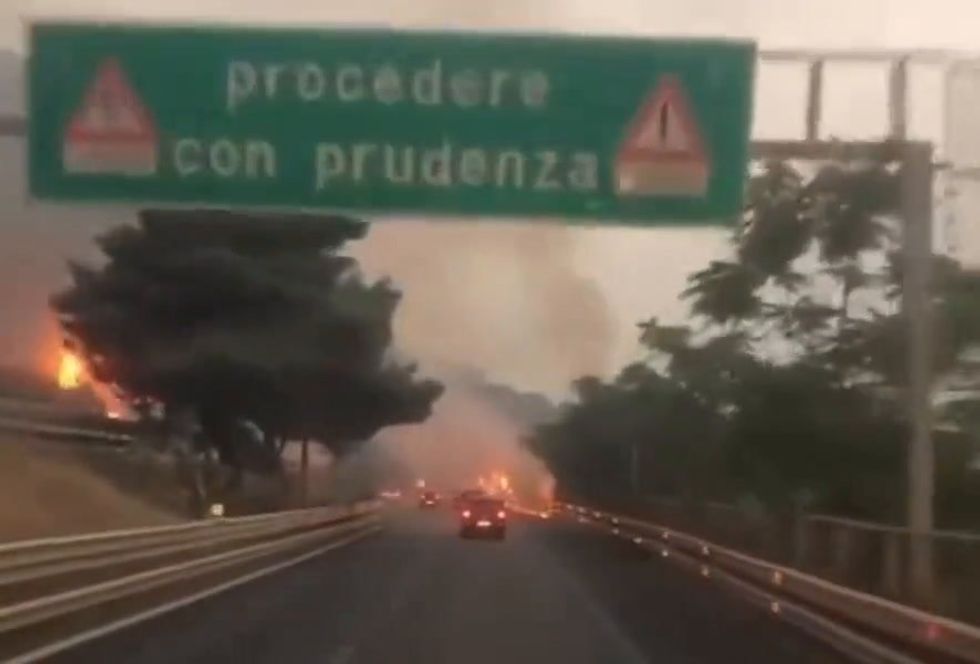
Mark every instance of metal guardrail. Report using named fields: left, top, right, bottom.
left=0, top=502, right=381, bottom=659
left=0, top=502, right=372, bottom=583
left=807, top=513, right=980, bottom=544
left=0, top=416, right=134, bottom=444
left=559, top=503, right=980, bottom=664
left=631, top=497, right=980, bottom=625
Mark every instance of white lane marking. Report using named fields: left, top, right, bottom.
left=9, top=526, right=380, bottom=663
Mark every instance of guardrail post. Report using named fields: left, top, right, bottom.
left=831, top=524, right=852, bottom=582
left=629, top=442, right=640, bottom=496
left=300, top=439, right=310, bottom=507
left=793, top=513, right=811, bottom=569
left=882, top=531, right=903, bottom=598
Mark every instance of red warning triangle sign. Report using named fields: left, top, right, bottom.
left=63, top=58, right=158, bottom=176
left=620, top=75, right=707, bottom=161
left=616, top=75, right=711, bottom=197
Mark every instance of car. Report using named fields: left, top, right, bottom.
left=459, top=497, right=507, bottom=539
left=418, top=490, right=440, bottom=508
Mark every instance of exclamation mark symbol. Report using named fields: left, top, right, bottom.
left=97, top=87, right=115, bottom=130
left=659, top=103, right=669, bottom=147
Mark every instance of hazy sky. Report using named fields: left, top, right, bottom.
left=5, top=0, right=980, bottom=51
left=3, top=0, right=980, bottom=394
left=4, top=0, right=971, bottom=135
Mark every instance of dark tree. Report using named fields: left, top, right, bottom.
left=529, top=158, right=980, bottom=528
left=52, top=210, right=442, bottom=472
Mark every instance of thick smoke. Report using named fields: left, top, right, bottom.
left=353, top=219, right=614, bottom=394
left=377, top=380, right=556, bottom=507
left=353, top=219, right=612, bottom=501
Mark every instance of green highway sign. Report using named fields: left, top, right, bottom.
left=28, top=23, right=755, bottom=224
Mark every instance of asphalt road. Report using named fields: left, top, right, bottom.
left=51, top=506, right=847, bottom=664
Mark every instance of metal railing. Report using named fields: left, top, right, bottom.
left=801, top=515, right=980, bottom=625
left=622, top=497, right=980, bottom=627
left=561, top=502, right=980, bottom=664
left=0, top=415, right=134, bottom=444
left=0, top=396, right=138, bottom=444
left=0, top=502, right=381, bottom=661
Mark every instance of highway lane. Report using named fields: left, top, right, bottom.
left=49, top=505, right=848, bottom=664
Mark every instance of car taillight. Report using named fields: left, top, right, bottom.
left=497, top=510, right=506, bottom=519
left=462, top=510, right=471, bottom=519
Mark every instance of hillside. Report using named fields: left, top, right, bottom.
left=0, top=432, right=181, bottom=541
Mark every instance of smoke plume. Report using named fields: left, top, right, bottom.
left=353, top=219, right=614, bottom=395
left=353, top=218, right=611, bottom=500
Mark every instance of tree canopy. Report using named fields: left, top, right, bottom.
left=52, top=210, right=442, bottom=471
left=529, top=159, right=980, bottom=527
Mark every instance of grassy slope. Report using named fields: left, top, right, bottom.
left=0, top=432, right=181, bottom=542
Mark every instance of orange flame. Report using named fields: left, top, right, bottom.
left=57, top=350, right=84, bottom=390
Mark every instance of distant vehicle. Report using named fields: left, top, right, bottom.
left=459, top=497, right=507, bottom=539
left=419, top=490, right=439, bottom=508
left=452, top=488, right=486, bottom=511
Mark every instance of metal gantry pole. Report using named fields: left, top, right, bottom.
left=901, top=140, right=936, bottom=604
left=758, top=48, right=938, bottom=604
left=883, top=55, right=935, bottom=605
left=754, top=137, right=938, bottom=606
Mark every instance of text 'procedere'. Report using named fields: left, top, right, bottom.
left=167, top=58, right=600, bottom=193
left=225, top=59, right=552, bottom=112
